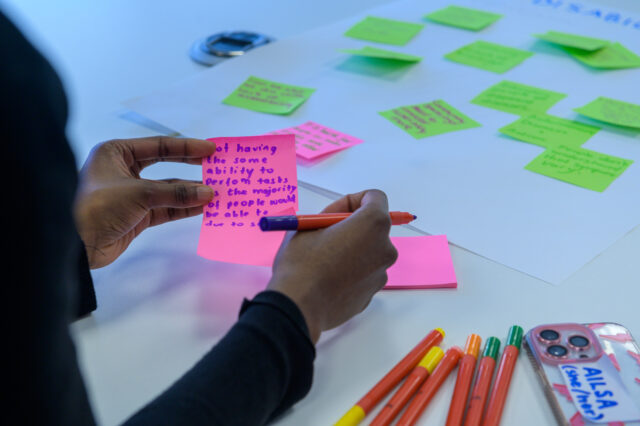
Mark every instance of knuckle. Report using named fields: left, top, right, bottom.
left=166, top=207, right=175, bottom=221
left=92, top=139, right=120, bottom=157
left=174, top=184, right=198, bottom=205
left=140, top=181, right=157, bottom=204
left=385, top=244, right=399, bottom=265
left=367, top=188, right=387, bottom=199
left=365, top=208, right=391, bottom=230
left=174, top=184, right=189, bottom=204
left=157, top=136, right=171, bottom=160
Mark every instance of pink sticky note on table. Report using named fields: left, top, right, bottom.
left=270, top=121, right=363, bottom=160
left=385, top=235, right=457, bottom=289
left=197, top=134, right=298, bottom=265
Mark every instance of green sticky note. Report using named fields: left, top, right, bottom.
left=563, top=42, right=640, bottom=69
left=500, top=114, right=599, bottom=148
left=344, top=16, right=424, bottom=46
left=445, top=41, right=533, bottom=73
left=574, top=97, right=640, bottom=129
left=379, top=100, right=480, bottom=139
left=525, top=145, right=632, bottom=192
left=338, top=46, right=422, bottom=62
left=533, top=31, right=609, bottom=51
left=472, top=80, right=566, bottom=116
left=222, top=76, right=315, bottom=115
left=425, top=5, right=502, bottom=31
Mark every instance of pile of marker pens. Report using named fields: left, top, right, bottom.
left=335, top=325, right=524, bottom=426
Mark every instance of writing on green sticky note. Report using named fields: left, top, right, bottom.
left=472, top=80, right=566, bottom=116
left=563, top=42, right=640, bottom=69
left=425, top=5, right=502, bottom=31
left=445, top=41, right=533, bottom=73
left=574, top=97, right=640, bottom=129
left=525, top=145, right=632, bottom=192
left=379, top=100, right=480, bottom=139
left=222, top=76, right=315, bottom=115
left=344, top=16, right=424, bottom=46
left=533, top=31, right=609, bottom=51
left=338, top=46, right=422, bottom=62
left=500, top=114, right=599, bottom=148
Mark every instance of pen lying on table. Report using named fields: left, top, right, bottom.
left=259, top=211, right=417, bottom=231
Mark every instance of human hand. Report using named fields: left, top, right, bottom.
left=267, top=190, right=398, bottom=343
left=74, top=136, right=216, bottom=269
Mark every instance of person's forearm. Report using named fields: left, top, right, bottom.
left=125, top=291, right=315, bottom=425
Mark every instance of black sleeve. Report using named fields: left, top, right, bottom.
left=3, top=10, right=97, bottom=425
left=125, top=291, right=316, bottom=426
left=75, top=246, right=97, bottom=318
left=3, top=9, right=313, bottom=426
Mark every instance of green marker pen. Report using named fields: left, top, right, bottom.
left=464, top=336, right=500, bottom=426
left=484, top=325, right=524, bottom=426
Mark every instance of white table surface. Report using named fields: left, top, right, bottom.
left=5, top=1, right=640, bottom=425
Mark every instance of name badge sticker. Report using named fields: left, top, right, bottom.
left=559, top=355, right=640, bottom=423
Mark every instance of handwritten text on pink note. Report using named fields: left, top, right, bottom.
left=201, top=134, right=297, bottom=226
left=197, top=135, right=298, bottom=265
left=270, top=121, right=363, bottom=160
left=385, top=235, right=457, bottom=289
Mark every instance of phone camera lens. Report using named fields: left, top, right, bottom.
left=539, top=329, right=560, bottom=341
left=569, top=335, right=590, bottom=348
left=547, top=345, right=568, bottom=357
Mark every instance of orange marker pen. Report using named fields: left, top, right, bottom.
left=335, top=328, right=445, bottom=426
left=397, top=346, right=463, bottom=426
left=464, top=337, right=501, bottom=426
left=446, top=334, right=482, bottom=426
left=370, top=347, right=444, bottom=426
left=259, top=211, right=417, bottom=231
left=483, top=326, right=523, bottom=426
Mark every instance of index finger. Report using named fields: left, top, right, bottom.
left=321, top=189, right=389, bottom=214
left=119, top=136, right=216, bottom=166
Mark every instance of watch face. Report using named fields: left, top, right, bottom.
left=191, top=32, right=272, bottom=66
left=207, top=36, right=253, bottom=53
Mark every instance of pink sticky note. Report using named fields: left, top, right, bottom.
left=270, top=121, right=363, bottom=160
left=197, top=207, right=293, bottom=266
left=385, top=235, right=457, bottom=289
left=198, top=134, right=298, bottom=265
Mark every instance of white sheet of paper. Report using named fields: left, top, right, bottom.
left=124, top=0, right=640, bottom=284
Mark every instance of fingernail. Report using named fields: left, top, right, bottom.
left=197, top=185, right=214, bottom=201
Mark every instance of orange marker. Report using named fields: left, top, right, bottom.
left=259, top=211, right=417, bottom=231
left=397, top=346, right=463, bottom=426
left=335, top=328, right=445, bottom=426
left=464, top=337, right=501, bottom=426
left=483, top=326, right=523, bottom=426
left=446, top=334, right=482, bottom=426
left=370, top=347, right=445, bottom=426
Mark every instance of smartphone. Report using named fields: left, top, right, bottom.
left=524, top=322, right=640, bottom=425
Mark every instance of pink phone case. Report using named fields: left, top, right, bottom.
left=525, top=323, right=640, bottom=425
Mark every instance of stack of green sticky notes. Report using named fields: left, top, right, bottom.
left=344, top=16, right=424, bottom=46
left=574, top=97, right=640, bottom=130
left=534, top=31, right=640, bottom=69
left=425, top=5, right=502, bottom=31
left=338, top=46, right=422, bottom=63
